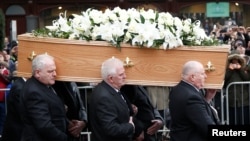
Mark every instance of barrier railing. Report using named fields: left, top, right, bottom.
left=224, top=81, right=250, bottom=125
left=0, top=88, right=10, bottom=114
left=77, top=85, right=171, bottom=141
left=77, top=85, right=94, bottom=141
left=1, top=84, right=173, bottom=141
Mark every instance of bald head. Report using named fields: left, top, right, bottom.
left=181, top=61, right=207, bottom=89
left=182, top=61, right=203, bottom=78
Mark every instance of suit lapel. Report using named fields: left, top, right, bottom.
left=102, top=81, right=125, bottom=103
left=102, top=81, right=130, bottom=112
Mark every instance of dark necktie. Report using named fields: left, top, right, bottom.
left=49, top=86, right=57, bottom=95
left=118, top=91, right=133, bottom=114
left=118, top=91, right=126, bottom=103
left=209, top=102, right=220, bottom=124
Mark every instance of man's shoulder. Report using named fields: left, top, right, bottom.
left=172, top=81, right=189, bottom=91
left=23, top=77, right=46, bottom=93
left=23, top=77, right=36, bottom=87
left=171, top=82, right=199, bottom=99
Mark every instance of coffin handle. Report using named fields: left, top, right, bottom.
left=205, top=61, right=215, bottom=72
left=27, top=51, right=37, bottom=61
left=124, top=57, right=134, bottom=67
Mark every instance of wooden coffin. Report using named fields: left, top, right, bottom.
left=17, top=33, right=229, bottom=89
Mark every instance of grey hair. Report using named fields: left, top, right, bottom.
left=32, top=54, right=54, bottom=75
left=181, top=61, right=203, bottom=80
left=101, top=57, right=123, bottom=81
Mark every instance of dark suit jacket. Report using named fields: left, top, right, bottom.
left=1, top=77, right=26, bottom=141
left=20, top=76, right=68, bottom=141
left=89, top=81, right=134, bottom=141
left=169, top=81, right=216, bottom=141
left=53, top=81, right=88, bottom=122
left=52, top=81, right=88, bottom=141
left=121, top=85, right=164, bottom=141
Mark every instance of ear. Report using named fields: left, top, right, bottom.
left=189, top=74, right=196, bottom=82
left=34, top=69, right=40, bottom=77
left=107, top=75, right=113, bottom=83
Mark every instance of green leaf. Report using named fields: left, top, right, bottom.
left=140, top=14, right=145, bottom=24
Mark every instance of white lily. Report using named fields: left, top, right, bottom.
left=40, top=6, right=215, bottom=49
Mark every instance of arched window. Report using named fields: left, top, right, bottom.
left=6, top=5, right=25, bottom=15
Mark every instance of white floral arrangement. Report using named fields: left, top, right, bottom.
left=33, top=7, right=218, bottom=50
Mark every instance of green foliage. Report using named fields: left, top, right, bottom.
left=0, top=9, right=5, bottom=51
left=32, top=28, right=73, bottom=39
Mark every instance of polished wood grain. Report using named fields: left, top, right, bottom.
left=17, top=33, right=229, bottom=89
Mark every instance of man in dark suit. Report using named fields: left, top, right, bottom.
left=120, top=85, right=164, bottom=141
left=89, top=57, right=135, bottom=141
left=1, top=77, right=26, bottom=141
left=20, top=54, right=68, bottom=141
left=169, top=60, right=219, bottom=141
left=53, top=81, right=88, bottom=141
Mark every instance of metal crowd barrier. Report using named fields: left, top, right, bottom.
left=4, top=80, right=249, bottom=140
left=0, top=88, right=10, bottom=114
left=77, top=85, right=94, bottom=141
left=77, top=85, right=171, bottom=141
left=212, top=89, right=225, bottom=125
left=1, top=84, right=172, bottom=141
left=224, top=81, right=250, bottom=125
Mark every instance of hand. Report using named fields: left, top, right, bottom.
left=229, top=63, right=234, bottom=70
left=68, top=120, right=86, bottom=137
left=135, top=131, right=144, bottom=141
left=131, top=104, right=138, bottom=115
left=229, top=63, right=241, bottom=70
left=147, top=119, right=163, bottom=135
left=129, top=116, right=135, bottom=129
left=204, top=89, right=217, bottom=103
left=235, top=63, right=241, bottom=69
